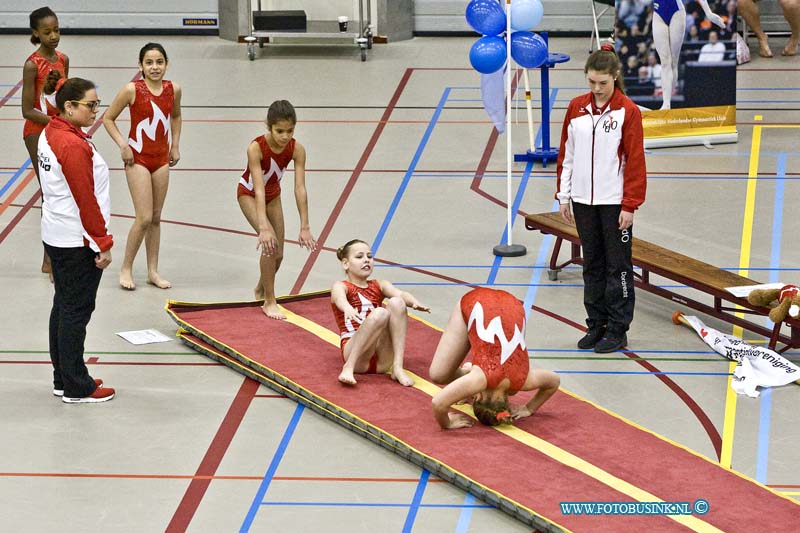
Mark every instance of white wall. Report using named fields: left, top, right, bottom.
left=0, top=0, right=218, bottom=30
left=414, top=0, right=615, bottom=34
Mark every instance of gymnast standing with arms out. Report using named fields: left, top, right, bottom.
left=331, top=239, right=429, bottom=387
left=103, top=43, right=182, bottom=290
left=429, top=287, right=560, bottom=430
left=21, top=7, right=69, bottom=278
left=557, top=45, right=647, bottom=353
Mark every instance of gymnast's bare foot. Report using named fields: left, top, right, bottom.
left=338, top=367, right=357, bottom=385
left=782, top=39, right=798, bottom=56
left=119, top=269, right=136, bottom=290
left=758, top=38, right=773, bottom=58
left=392, top=368, right=414, bottom=387
left=262, top=301, right=286, bottom=320
left=147, top=272, right=171, bottom=289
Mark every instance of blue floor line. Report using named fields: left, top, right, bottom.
left=0, top=159, right=32, bottom=199
left=486, top=159, right=533, bottom=285
left=372, top=88, right=450, bottom=254
left=523, top=200, right=560, bottom=322
left=241, top=404, right=305, bottom=532
left=455, top=493, right=477, bottom=532
left=755, top=152, right=787, bottom=483
left=402, top=469, right=430, bottom=533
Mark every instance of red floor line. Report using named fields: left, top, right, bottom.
left=531, top=304, right=723, bottom=459
left=0, top=80, right=22, bottom=109
left=166, top=377, right=260, bottom=533
left=0, top=472, right=448, bottom=483
left=290, top=67, right=414, bottom=295
left=469, top=70, right=528, bottom=217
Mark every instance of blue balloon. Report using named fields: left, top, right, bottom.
left=510, top=31, right=548, bottom=68
left=510, top=0, right=544, bottom=31
left=469, top=36, right=507, bottom=74
left=465, top=0, right=506, bottom=36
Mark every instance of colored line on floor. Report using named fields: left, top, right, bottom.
left=720, top=116, right=764, bottom=469
left=372, top=86, right=450, bottom=253
left=486, top=159, right=534, bottom=285
left=523, top=200, right=559, bottom=321
left=290, top=68, right=413, bottom=294
left=0, top=472, right=449, bottom=483
left=242, top=403, right=305, bottom=532
left=456, top=493, right=478, bottom=533
left=755, top=150, right=788, bottom=483
left=166, top=377, right=260, bottom=533
left=402, top=469, right=430, bottom=533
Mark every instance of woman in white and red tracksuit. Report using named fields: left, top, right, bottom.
left=39, top=77, right=115, bottom=403
left=556, top=44, right=647, bottom=354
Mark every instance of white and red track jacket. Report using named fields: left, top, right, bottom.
left=39, top=117, right=113, bottom=252
left=556, top=89, right=647, bottom=213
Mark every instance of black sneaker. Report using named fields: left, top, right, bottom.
left=594, top=333, right=628, bottom=353
left=577, top=326, right=606, bottom=349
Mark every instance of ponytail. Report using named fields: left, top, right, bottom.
left=586, top=43, right=625, bottom=94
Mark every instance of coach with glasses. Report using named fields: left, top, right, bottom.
left=39, top=77, right=115, bottom=403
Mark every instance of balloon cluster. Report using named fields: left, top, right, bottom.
left=466, top=0, right=548, bottom=73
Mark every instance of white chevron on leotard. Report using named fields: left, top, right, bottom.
left=467, top=302, right=526, bottom=364
left=343, top=293, right=376, bottom=337
left=128, top=100, right=171, bottom=153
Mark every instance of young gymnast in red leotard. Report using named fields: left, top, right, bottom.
left=429, top=287, right=560, bottom=430
left=104, top=43, right=182, bottom=290
left=21, top=7, right=69, bottom=278
left=237, top=100, right=317, bottom=320
left=331, top=239, right=429, bottom=387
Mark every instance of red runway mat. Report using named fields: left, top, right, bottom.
left=166, top=292, right=799, bottom=532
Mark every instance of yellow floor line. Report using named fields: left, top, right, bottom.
left=279, top=305, right=723, bottom=531
left=720, top=116, right=763, bottom=469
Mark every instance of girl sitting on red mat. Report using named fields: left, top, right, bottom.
left=429, top=287, right=560, bottom=430
left=331, top=239, right=429, bottom=386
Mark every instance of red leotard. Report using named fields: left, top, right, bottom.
left=237, top=136, right=295, bottom=203
left=127, top=79, right=174, bottom=173
left=22, top=50, right=67, bottom=139
left=331, top=279, right=384, bottom=373
left=460, top=287, right=529, bottom=392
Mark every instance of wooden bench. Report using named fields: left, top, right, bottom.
left=525, top=211, right=800, bottom=353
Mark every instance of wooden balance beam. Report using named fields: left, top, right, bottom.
left=525, top=211, right=800, bottom=353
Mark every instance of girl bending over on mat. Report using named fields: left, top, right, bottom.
left=236, top=100, right=316, bottom=319
left=103, top=43, right=182, bottom=290
left=429, top=287, right=560, bottom=430
left=331, top=239, right=429, bottom=386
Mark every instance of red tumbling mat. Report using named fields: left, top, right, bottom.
left=166, top=292, right=799, bottom=532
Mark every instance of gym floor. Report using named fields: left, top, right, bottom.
left=1, top=32, right=798, bottom=532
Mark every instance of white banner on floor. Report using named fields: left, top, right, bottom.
left=681, top=315, right=800, bottom=398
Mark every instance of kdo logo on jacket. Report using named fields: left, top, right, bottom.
left=603, top=117, right=618, bottom=133
left=38, top=153, right=51, bottom=172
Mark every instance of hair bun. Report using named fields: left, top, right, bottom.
left=54, top=77, right=67, bottom=93
left=600, top=43, right=615, bottom=52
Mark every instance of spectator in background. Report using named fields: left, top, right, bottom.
left=687, top=24, right=701, bottom=43
left=698, top=30, right=727, bottom=61
left=624, top=55, right=641, bottom=80
left=646, top=52, right=663, bottom=91
left=738, top=0, right=800, bottom=57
